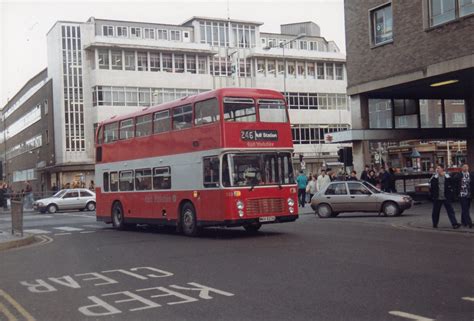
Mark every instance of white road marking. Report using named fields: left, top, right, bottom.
left=0, top=215, right=52, bottom=221
left=389, top=311, right=434, bottom=321
left=80, top=231, right=96, bottom=234
left=54, top=232, right=72, bottom=236
left=54, top=226, right=84, bottom=232
left=462, top=296, right=474, bottom=302
left=24, top=229, right=51, bottom=234
left=82, top=224, right=104, bottom=229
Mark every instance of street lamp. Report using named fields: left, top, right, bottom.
left=263, top=33, right=306, bottom=97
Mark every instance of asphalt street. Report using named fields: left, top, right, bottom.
left=0, top=208, right=473, bottom=321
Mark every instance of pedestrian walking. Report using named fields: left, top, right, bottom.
left=0, top=185, right=5, bottom=211
left=430, top=165, right=461, bottom=229
left=317, top=169, right=331, bottom=192
left=24, top=181, right=34, bottom=209
left=296, top=170, right=308, bottom=208
left=456, top=164, right=473, bottom=228
left=306, top=175, right=317, bottom=202
left=389, top=167, right=397, bottom=193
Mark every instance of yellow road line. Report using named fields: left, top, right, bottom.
left=0, top=290, right=35, bottom=321
left=0, top=301, right=17, bottom=321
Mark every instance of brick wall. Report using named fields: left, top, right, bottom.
left=344, top=0, right=474, bottom=90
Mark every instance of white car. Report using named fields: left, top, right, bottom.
left=33, top=189, right=96, bottom=214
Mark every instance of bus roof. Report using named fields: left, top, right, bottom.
left=99, top=88, right=285, bottom=126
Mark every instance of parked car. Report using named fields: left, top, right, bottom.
left=33, top=189, right=96, bottom=214
left=311, top=181, right=412, bottom=218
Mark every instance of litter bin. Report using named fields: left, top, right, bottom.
left=11, top=199, right=24, bottom=237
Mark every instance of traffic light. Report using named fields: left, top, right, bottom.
left=337, top=149, right=344, bottom=163
left=344, top=147, right=353, bottom=166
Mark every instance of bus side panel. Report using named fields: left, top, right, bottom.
left=195, top=190, right=225, bottom=222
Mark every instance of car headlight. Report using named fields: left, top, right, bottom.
left=287, top=198, right=295, bottom=207
left=37, top=202, right=44, bottom=207
left=402, top=197, right=411, bottom=202
left=236, top=200, right=244, bottom=210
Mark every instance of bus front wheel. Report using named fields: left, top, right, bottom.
left=181, top=202, right=199, bottom=237
left=244, top=223, right=262, bottom=233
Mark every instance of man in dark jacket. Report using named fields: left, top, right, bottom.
left=380, top=168, right=391, bottom=192
left=430, top=165, right=460, bottom=229
left=360, top=165, right=370, bottom=181
left=455, top=164, right=473, bottom=228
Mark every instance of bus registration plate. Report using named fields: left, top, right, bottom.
left=259, top=216, right=276, bottom=223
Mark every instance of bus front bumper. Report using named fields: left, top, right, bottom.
left=198, top=214, right=298, bottom=228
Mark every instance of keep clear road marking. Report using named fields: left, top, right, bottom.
left=389, top=311, right=434, bottom=321
left=0, top=289, right=35, bottom=321
left=23, top=229, right=51, bottom=235
left=53, top=227, right=84, bottom=232
left=82, top=224, right=104, bottom=229
left=462, top=297, right=474, bottom=302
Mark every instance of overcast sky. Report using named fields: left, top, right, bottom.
left=0, top=0, right=345, bottom=106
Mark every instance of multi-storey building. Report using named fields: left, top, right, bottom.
left=1, top=16, right=349, bottom=191
left=333, top=1, right=473, bottom=172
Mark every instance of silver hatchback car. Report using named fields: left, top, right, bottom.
left=311, top=180, right=412, bottom=218
left=33, top=189, right=96, bottom=214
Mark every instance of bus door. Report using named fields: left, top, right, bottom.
left=200, top=156, right=224, bottom=222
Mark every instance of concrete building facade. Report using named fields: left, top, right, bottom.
left=334, top=0, right=474, bottom=171
left=2, top=16, right=350, bottom=191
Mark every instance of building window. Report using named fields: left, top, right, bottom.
left=102, top=25, right=114, bottom=37
left=174, top=54, right=184, bottom=73
left=162, top=53, right=172, bottom=72
left=297, top=62, right=305, bottom=77
left=370, top=3, right=393, bottom=45
left=144, top=28, right=155, bottom=39
left=170, top=30, right=181, bottom=41
left=98, top=49, right=109, bottom=69
left=299, top=40, right=307, bottom=50
left=369, top=99, right=393, bottom=129
left=287, top=61, right=295, bottom=76
left=429, top=0, right=473, bottom=26
left=420, top=100, right=442, bottom=128
left=316, top=63, right=325, bottom=79
left=116, top=26, right=128, bottom=37
left=325, top=63, right=334, bottom=80
left=137, top=52, right=148, bottom=71
left=291, top=124, right=350, bottom=145
left=186, top=55, right=196, bottom=73
left=335, top=64, right=344, bottom=80
left=198, top=56, right=207, bottom=74
left=111, top=50, right=122, bottom=70
left=445, top=99, right=466, bottom=127
left=124, top=51, right=135, bottom=71
left=149, top=53, right=160, bottom=72
left=158, top=29, right=168, bottom=40
left=257, top=60, right=265, bottom=74
left=130, top=27, right=142, bottom=38
left=394, top=99, right=418, bottom=129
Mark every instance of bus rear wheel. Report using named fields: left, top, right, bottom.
left=244, top=223, right=262, bottom=233
left=112, top=202, right=126, bottom=230
left=181, top=202, right=199, bottom=237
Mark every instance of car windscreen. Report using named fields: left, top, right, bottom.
left=53, top=190, right=67, bottom=198
left=362, top=181, right=381, bottom=193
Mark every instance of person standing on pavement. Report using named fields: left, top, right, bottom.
left=360, top=165, right=370, bottom=181
left=367, top=170, right=378, bottom=187
left=0, top=185, right=5, bottom=211
left=24, top=181, right=34, bottom=209
left=296, top=170, right=308, bottom=208
left=306, top=175, right=317, bottom=203
left=317, top=170, right=331, bottom=192
left=456, top=164, right=473, bottom=228
left=380, top=168, right=391, bottom=192
left=348, top=170, right=358, bottom=181
left=389, top=167, right=397, bottom=193
left=430, top=165, right=461, bottom=229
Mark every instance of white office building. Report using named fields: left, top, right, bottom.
left=9, top=16, right=349, bottom=187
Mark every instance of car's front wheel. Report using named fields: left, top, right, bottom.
left=47, top=204, right=58, bottom=214
left=382, top=201, right=400, bottom=216
left=86, top=201, right=96, bottom=211
left=316, top=204, right=333, bottom=218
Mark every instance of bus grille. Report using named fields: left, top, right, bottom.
left=246, top=198, right=286, bottom=215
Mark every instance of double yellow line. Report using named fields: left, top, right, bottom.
left=0, top=289, right=35, bottom=321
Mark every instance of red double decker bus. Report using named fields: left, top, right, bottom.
left=95, top=88, right=298, bottom=235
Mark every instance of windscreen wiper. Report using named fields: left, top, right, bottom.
left=249, top=183, right=256, bottom=191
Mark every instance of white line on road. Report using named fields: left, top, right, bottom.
left=82, top=224, right=104, bottom=229
left=80, top=231, right=96, bottom=234
left=54, top=226, right=84, bottom=232
left=0, top=215, right=52, bottom=221
left=389, top=311, right=434, bottom=321
left=54, top=232, right=72, bottom=236
left=24, top=229, right=51, bottom=234
left=462, top=297, right=474, bottom=302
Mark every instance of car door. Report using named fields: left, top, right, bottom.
left=347, top=182, right=376, bottom=212
left=323, top=182, right=349, bottom=212
left=79, top=190, right=94, bottom=208
left=60, top=190, right=81, bottom=210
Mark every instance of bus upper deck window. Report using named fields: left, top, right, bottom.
left=258, top=99, right=288, bottom=123
left=223, top=97, right=256, bottom=122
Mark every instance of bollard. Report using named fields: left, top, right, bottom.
left=11, top=199, right=24, bottom=237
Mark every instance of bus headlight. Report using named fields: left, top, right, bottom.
left=289, top=207, right=294, bottom=214
left=236, top=200, right=244, bottom=210
left=238, top=210, right=244, bottom=217
left=287, top=198, right=295, bottom=207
